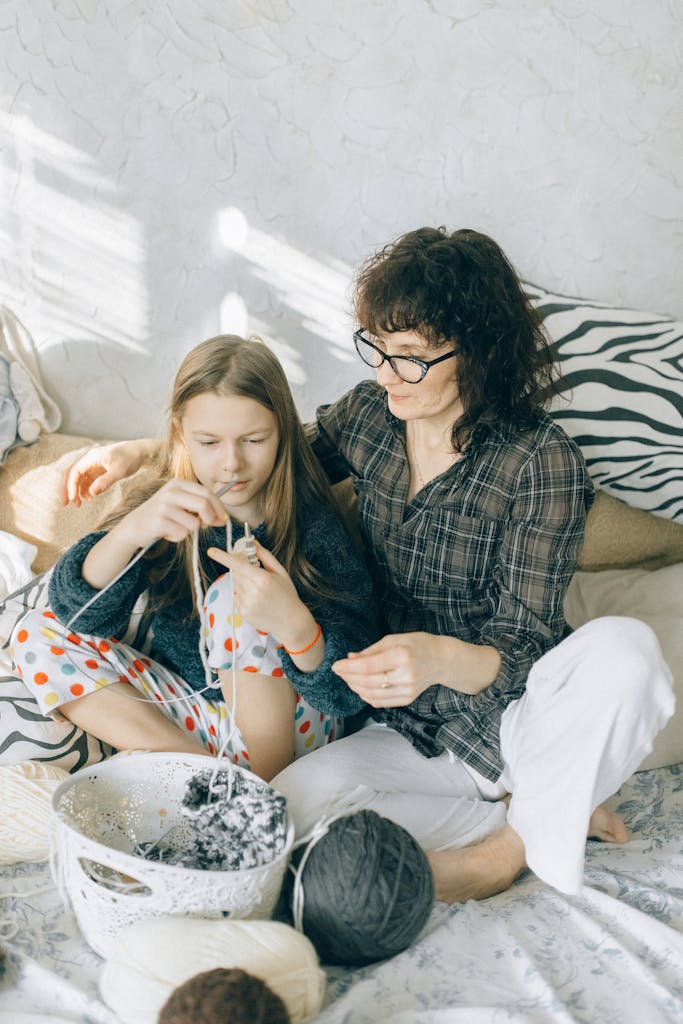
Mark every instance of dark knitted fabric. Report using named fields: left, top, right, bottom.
left=135, top=769, right=289, bottom=871
left=48, top=503, right=377, bottom=717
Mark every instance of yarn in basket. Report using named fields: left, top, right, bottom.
left=135, top=767, right=289, bottom=872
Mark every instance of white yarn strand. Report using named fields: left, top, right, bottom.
left=290, top=812, right=349, bottom=933
left=209, top=516, right=242, bottom=789
left=64, top=542, right=152, bottom=634
left=191, top=528, right=215, bottom=695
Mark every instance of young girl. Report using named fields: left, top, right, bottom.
left=11, top=335, right=376, bottom=781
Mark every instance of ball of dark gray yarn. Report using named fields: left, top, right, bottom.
left=292, top=809, right=434, bottom=966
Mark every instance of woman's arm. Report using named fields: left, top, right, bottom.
left=304, top=384, right=379, bottom=484
left=61, top=438, right=162, bottom=507
left=333, top=434, right=592, bottom=710
left=470, top=436, right=592, bottom=709
left=332, top=631, right=501, bottom=708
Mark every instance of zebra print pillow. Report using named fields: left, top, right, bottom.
left=0, top=573, right=113, bottom=772
left=526, top=284, right=683, bottom=522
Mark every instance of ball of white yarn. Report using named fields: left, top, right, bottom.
left=0, top=760, right=69, bottom=864
left=100, top=916, right=326, bottom=1024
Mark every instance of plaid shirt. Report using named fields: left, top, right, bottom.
left=308, top=380, right=594, bottom=781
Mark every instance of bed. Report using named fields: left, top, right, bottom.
left=1, top=284, right=682, bottom=1022
left=1, top=763, right=683, bottom=1022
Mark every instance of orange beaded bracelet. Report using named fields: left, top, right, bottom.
left=284, top=622, right=322, bottom=656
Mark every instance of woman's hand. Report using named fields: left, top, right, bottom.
left=207, top=540, right=320, bottom=664
left=332, top=632, right=501, bottom=707
left=60, top=438, right=160, bottom=507
left=331, top=633, right=443, bottom=707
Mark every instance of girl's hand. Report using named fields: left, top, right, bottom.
left=207, top=540, right=314, bottom=649
left=331, top=632, right=450, bottom=707
left=119, top=479, right=228, bottom=549
left=61, top=438, right=160, bottom=507
left=81, top=479, right=229, bottom=591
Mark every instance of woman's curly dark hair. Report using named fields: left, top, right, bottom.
left=354, top=226, right=558, bottom=450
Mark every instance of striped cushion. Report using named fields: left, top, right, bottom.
left=0, top=573, right=113, bottom=772
left=526, top=285, right=683, bottom=521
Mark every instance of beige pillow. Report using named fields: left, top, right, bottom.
left=0, top=434, right=146, bottom=573
left=564, top=564, right=683, bottom=771
left=578, top=491, right=683, bottom=571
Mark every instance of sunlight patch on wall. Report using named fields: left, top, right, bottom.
left=248, top=315, right=308, bottom=387
left=0, top=112, right=149, bottom=351
left=215, top=206, right=356, bottom=385
left=219, top=291, right=249, bottom=338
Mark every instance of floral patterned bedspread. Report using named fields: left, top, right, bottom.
left=1, top=765, right=682, bottom=1023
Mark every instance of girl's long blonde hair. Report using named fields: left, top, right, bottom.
left=104, top=335, right=340, bottom=613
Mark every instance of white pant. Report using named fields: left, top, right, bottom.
left=272, top=617, right=675, bottom=895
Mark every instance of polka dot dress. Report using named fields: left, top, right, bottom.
left=11, top=572, right=339, bottom=767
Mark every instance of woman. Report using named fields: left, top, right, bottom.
left=62, top=228, right=674, bottom=901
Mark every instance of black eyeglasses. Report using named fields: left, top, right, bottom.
left=353, top=330, right=458, bottom=384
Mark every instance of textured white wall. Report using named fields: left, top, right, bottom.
left=1, top=0, right=681, bottom=439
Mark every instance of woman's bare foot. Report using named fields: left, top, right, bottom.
left=426, top=824, right=527, bottom=903
left=588, top=803, right=630, bottom=844
left=427, top=804, right=628, bottom=904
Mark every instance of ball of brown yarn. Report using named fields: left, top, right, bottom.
left=289, top=809, right=435, bottom=966
left=158, top=967, right=290, bottom=1024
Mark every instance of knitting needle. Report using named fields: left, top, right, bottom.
left=215, top=480, right=240, bottom=501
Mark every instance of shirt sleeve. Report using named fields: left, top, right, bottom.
left=48, top=531, right=149, bottom=640
left=306, top=387, right=363, bottom=484
left=279, top=506, right=379, bottom=717
left=472, top=434, right=594, bottom=710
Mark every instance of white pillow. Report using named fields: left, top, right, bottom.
left=564, top=564, right=683, bottom=770
left=526, top=283, right=683, bottom=523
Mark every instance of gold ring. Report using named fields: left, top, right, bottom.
left=381, top=671, right=391, bottom=690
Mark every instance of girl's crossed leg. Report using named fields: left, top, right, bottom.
left=11, top=575, right=338, bottom=780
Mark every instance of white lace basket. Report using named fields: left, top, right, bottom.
left=50, top=751, right=294, bottom=958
